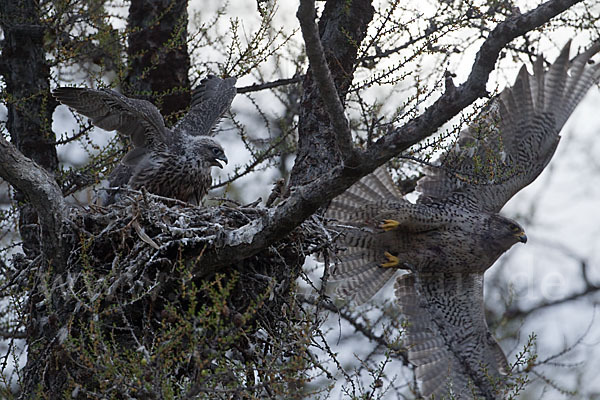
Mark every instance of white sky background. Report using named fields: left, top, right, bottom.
left=3, top=0, right=600, bottom=398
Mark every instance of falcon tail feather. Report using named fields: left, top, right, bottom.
left=330, top=246, right=385, bottom=279
left=326, top=166, right=402, bottom=221
left=325, top=166, right=405, bottom=303
left=335, top=267, right=397, bottom=304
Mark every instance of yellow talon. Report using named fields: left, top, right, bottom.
left=381, top=219, right=400, bottom=231
left=381, top=251, right=400, bottom=268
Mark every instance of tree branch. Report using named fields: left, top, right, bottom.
left=0, top=329, right=26, bottom=339
left=364, top=0, right=584, bottom=163
left=301, top=295, right=410, bottom=365
left=236, top=76, right=303, bottom=94
left=0, top=136, right=66, bottom=265
left=504, top=284, right=600, bottom=320
left=195, top=164, right=371, bottom=271
left=296, top=0, right=356, bottom=162
left=289, top=0, right=374, bottom=187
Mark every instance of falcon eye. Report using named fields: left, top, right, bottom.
left=211, top=147, right=221, bottom=155
left=509, top=224, right=520, bottom=232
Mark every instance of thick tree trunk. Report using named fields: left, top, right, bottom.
left=0, top=0, right=58, bottom=257
left=289, top=0, right=374, bottom=187
left=125, top=0, right=191, bottom=125
left=0, top=1, right=63, bottom=398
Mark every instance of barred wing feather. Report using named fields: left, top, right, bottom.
left=417, top=41, right=600, bottom=213
left=395, top=273, right=508, bottom=399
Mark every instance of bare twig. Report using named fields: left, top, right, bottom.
left=302, top=294, right=410, bottom=365
left=236, top=76, right=303, bottom=94
left=505, top=284, right=600, bottom=320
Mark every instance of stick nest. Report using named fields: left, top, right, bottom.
left=16, top=191, right=329, bottom=397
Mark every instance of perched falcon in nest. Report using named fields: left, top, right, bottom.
left=53, top=75, right=236, bottom=205
left=326, top=41, right=600, bottom=399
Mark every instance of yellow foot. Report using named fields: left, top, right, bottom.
left=380, top=219, right=400, bottom=231
left=381, top=251, right=400, bottom=268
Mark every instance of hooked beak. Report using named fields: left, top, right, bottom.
left=212, top=155, right=228, bottom=169
left=515, top=231, right=528, bottom=244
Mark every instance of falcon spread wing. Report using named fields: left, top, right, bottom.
left=53, top=77, right=235, bottom=204
left=172, top=75, right=237, bottom=137
left=418, top=41, right=600, bottom=213
left=326, top=42, right=600, bottom=399
left=396, top=273, right=509, bottom=398
left=52, top=87, right=171, bottom=151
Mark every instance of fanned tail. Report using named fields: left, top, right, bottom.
left=325, top=166, right=404, bottom=304
left=327, top=166, right=403, bottom=221
left=335, top=267, right=397, bottom=304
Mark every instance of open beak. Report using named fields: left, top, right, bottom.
left=212, top=155, right=228, bottom=169
left=516, top=231, right=527, bottom=244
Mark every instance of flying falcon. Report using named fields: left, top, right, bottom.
left=53, top=75, right=236, bottom=205
left=326, top=41, right=600, bottom=399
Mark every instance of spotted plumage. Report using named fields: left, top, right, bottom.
left=53, top=75, right=236, bottom=205
left=326, top=41, right=600, bottom=398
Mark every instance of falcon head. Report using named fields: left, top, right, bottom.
left=188, top=137, right=228, bottom=169
left=507, top=221, right=528, bottom=244
left=488, top=215, right=527, bottom=248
